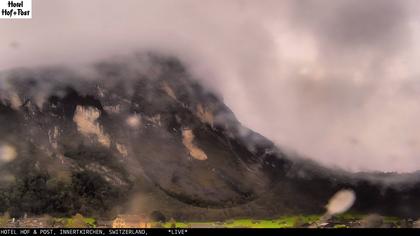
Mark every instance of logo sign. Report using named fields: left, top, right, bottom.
left=0, top=0, right=32, bottom=19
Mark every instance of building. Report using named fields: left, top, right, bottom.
left=11, top=217, right=51, bottom=228
left=112, top=215, right=151, bottom=228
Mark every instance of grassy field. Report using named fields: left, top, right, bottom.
left=159, top=213, right=406, bottom=228
left=161, top=215, right=321, bottom=228
left=54, top=214, right=97, bottom=228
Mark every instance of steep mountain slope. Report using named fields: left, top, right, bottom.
left=0, top=54, right=419, bottom=219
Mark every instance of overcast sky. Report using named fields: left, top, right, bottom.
left=2, top=0, right=420, bottom=172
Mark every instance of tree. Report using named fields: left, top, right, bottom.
left=169, top=218, right=176, bottom=228
left=0, top=212, right=10, bottom=227
left=65, top=213, right=88, bottom=228
left=150, top=210, right=166, bottom=223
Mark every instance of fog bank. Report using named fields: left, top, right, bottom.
left=1, top=0, right=420, bottom=172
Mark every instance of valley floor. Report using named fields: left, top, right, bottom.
left=1, top=213, right=419, bottom=228
left=158, top=214, right=415, bottom=228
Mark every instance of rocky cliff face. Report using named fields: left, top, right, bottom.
left=0, top=54, right=419, bottom=219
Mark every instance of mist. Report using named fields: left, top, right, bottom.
left=1, top=0, right=420, bottom=172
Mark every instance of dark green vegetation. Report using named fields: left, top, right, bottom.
left=1, top=156, right=128, bottom=217
left=0, top=54, right=420, bottom=221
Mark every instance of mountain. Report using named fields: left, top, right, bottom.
left=0, top=54, right=419, bottom=220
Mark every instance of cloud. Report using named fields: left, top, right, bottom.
left=1, top=0, right=420, bottom=172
